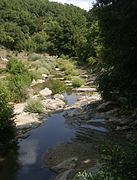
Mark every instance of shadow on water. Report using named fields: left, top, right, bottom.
left=0, top=143, right=20, bottom=180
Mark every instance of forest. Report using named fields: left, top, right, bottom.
left=0, top=0, right=137, bottom=179
left=1, top=0, right=137, bottom=108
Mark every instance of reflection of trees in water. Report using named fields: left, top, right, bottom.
left=0, top=142, right=20, bottom=180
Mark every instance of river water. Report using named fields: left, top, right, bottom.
left=0, top=92, right=115, bottom=180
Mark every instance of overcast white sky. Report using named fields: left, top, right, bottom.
left=49, top=0, right=96, bottom=11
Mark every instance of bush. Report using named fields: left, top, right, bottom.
left=6, top=59, right=32, bottom=102
left=72, top=78, right=84, bottom=87
left=64, top=75, right=72, bottom=80
left=0, top=80, right=11, bottom=101
left=25, top=98, right=44, bottom=113
left=57, top=59, right=75, bottom=72
left=8, top=74, right=32, bottom=102
left=6, top=59, right=28, bottom=75
left=74, top=138, right=137, bottom=180
left=71, top=70, right=80, bottom=76
left=31, top=67, right=49, bottom=80
left=47, top=79, right=66, bottom=94
left=0, top=92, right=15, bottom=143
left=28, top=53, right=43, bottom=61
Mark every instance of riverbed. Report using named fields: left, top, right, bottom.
left=0, top=90, right=121, bottom=180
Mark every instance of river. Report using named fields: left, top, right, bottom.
left=0, top=90, right=118, bottom=180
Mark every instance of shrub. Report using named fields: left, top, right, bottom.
left=47, top=79, right=66, bottom=94
left=0, top=80, right=11, bottom=101
left=6, top=59, right=32, bottom=102
left=34, top=67, right=49, bottom=79
left=64, top=75, right=72, bottom=80
left=57, top=59, right=75, bottom=72
left=28, top=53, right=43, bottom=61
left=71, top=70, right=80, bottom=76
left=74, top=138, right=137, bottom=180
left=60, top=54, right=70, bottom=59
left=0, top=92, right=15, bottom=143
left=6, top=59, right=28, bottom=75
left=8, top=74, right=31, bottom=102
left=25, top=98, right=44, bottom=113
left=72, top=78, right=84, bottom=87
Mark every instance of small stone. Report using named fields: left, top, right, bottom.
left=42, top=73, right=48, bottom=79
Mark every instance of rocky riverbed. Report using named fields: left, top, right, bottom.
left=7, top=65, right=132, bottom=180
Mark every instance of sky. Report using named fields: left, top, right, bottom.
left=49, top=0, right=96, bottom=11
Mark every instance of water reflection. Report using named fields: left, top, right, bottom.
left=19, top=139, right=38, bottom=165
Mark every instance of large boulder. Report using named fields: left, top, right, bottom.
left=96, top=101, right=115, bottom=112
left=39, top=88, right=52, bottom=97
left=43, top=98, right=65, bottom=110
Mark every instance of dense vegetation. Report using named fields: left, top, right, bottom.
left=0, top=0, right=87, bottom=57
left=75, top=138, right=137, bottom=180
left=86, top=0, right=137, bottom=111
left=0, top=90, right=15, bottom=144
left=1, top=0, right=137, bottom=110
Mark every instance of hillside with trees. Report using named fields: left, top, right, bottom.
left=0, top=0, right=87, bottom=56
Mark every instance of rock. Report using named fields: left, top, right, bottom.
left=39, top=88, right=52, bottom=97
left=54, top=94, right=64, bottom=100
left=31, top=79, right=45, bottom=86
left=64, top=80, right=72, bottom=83
left=31, top=95, right=39, bottom=100
left=31, top=79, right=37, bottom=86
left=64, top=108, right=82, bottom=117
left=42, top=73, right=48, bottom=79
left=15, top=112, right=40, bottom=129
left=94, top=108, right=119, bottom=119
left=52, top=157, right=78, bottom=172
left=86, top=80, right=94, bottom=85
left=96, top=101, right=115, bottom=112
left=75, top=87, right=97, bottom=92
left=14, top=103, right=26, bottom=115
left=116, top=126, right=131, bottom=131
left=55, top=68, right=60, bottom=71
left=88, top=163, right=103, bottom=174
left=55, top=169, right=74, bottom=180
left=57, top=77, right=64, bottom=80
left=111, top=117, right=135, bottom=126
left=43, top=98, right=65, bottom=110
left=81, top=74, right=88, bottom=78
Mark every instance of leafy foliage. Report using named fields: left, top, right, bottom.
left=0, top=91, right=15, bottom=143
left=72, top=78, right=84, bottom=87
left=0, top=0, right=87, bottom=57
left=6, top=59, right=32, bottom=102
left=47, top=79, right=66, bottom=94
left=87, top=0, right=137, bottom=108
